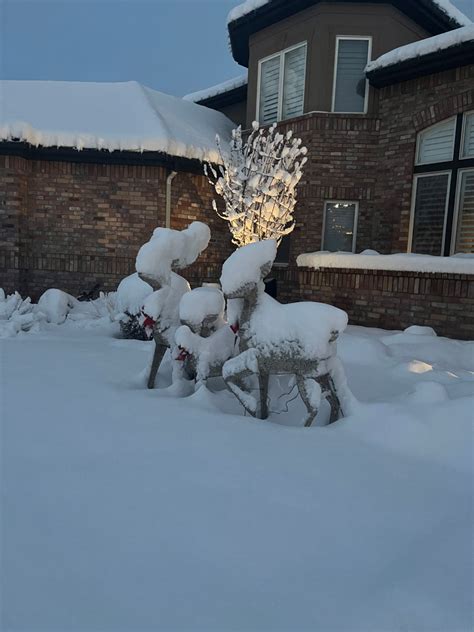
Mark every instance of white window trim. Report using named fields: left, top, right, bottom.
left=414, top=116, right=457, bottom=166
left=321, top=200, right=359, bottom=252
left=450, top=166, right=474, bottom=254
left=460, top=110, right=474, bottom=160
left=256, top=41, right=307, bottom=124
left=331, top=35, right=372, bottom=115
left=408, top=171, right=452, bottom=255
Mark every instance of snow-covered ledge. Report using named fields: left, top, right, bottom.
left=296, top=251, right=474, bottom=275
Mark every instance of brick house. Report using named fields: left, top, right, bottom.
left=0, top=80, right=235, bottom=298
left=187, top=0, right=474, bottom=263
left=1, top=0, right=474, bottom=336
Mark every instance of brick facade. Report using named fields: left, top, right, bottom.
left=273, top=266, right=474, bottom=340
left=0, top=155, right=232, bottom=299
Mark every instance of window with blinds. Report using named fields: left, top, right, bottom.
left=323, top=202, right=358, bottom=252
left=332, top=38, right=370, bottom=113
left=411, top=174, right=450, bottom=255
left=462, top=112, right=474, bottom=158
left=454, top=170, right=474, bottom=253
left=258, top=43, right=306, bottom=125
left=416, top=118, right=456, bottom=165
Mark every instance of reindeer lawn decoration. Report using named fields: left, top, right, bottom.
left=220, top=240, right=349, bottom=427
left=135, top=222, right=211, bottom=389
left=174, top=286, right=237, bottom=386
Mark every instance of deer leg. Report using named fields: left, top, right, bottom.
left=147, top=341, right=168, bottom=389
left=318, top=374, right=342, bottom=423
left=296, top=375, right=320, bottom=428
left=257, top=369, right=269, bottom=420
left=223, top=350, right=259, bottom=417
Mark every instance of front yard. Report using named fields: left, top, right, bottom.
left=1, top=321, right=473, bottom=630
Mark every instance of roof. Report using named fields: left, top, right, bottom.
left=183, top=73, right=248, bottom=107
left=367, top=23, right=474, bottom=86
left=0, top=80, right=234, bottom=164
left=227, top=0, right=471, bottom=66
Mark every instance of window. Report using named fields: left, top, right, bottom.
left=410, top=113, right=474, bottom=255
left=453, top=169, right=474, bottom=253
left=416, top=117, right=456, bottom=165
left=332, top=37, right=371, bottom=113
left=257, top=43, right=307, bottom=125
left=322, top=201, right=358, bottom=252
left=461, top=112, right=474, bottom=158
left=410, top=173, right=450, bottom=255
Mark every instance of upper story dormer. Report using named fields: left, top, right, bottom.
left=188, top=0, right=467, bottom=128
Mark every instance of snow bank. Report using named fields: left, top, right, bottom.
left=367, top=24, right=474, bottom=73
left=0, top=80, right=234, bottom=163
left=136, top=222, right=211, bottom=285
left=228, top=0, right=470, bottom=26
left=220, top=240, right=277, bottom=295
left=115, top=273, right=153, bottom=316
left=183, top=73, right=248, bottom=103
left=296, top=250, right=474, bottom=274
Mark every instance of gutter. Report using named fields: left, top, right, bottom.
left=165, top=170, right=177, bottom=228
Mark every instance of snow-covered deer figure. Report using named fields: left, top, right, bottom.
left=174, top=286, right=236, bottom=386
left=135, top=221, right=211, bottom=389
left=220, top=240, right=349, bottom=427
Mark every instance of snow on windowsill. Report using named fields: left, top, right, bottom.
left=296, top=251, right=474, bottom=275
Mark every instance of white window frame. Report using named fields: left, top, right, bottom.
left=256, top=41, right=307, bottom=124
left=414, top=116, right=457, bottom=166
left=321, top=200, right=359, bottom=252
left=450, top=166, right=474, bottom=254
left=460, top=110, right=474, bottom=159
left=408, top=171, right=452, bottom=255
left=331, top=35, right=372, bottom=115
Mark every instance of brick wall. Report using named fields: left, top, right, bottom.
left=0, top=155, right=232, bottom=299
left=273, top=266, right=474, bottom=340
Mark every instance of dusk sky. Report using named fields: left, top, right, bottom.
left=1, top=0, right=473, bottom=97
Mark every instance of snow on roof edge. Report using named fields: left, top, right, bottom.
left=227, top=0, right=471, bottom=26
left=366, top=24, right=474, bottom=73
left=183, top=73, right=248, bottom=104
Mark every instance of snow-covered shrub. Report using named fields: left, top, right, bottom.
left=114, top=273, right=153, bottom=339
left=205, top=122, right=307, bottom=247
left=0, top=289, right=44, bottom=338
left=37, top=288, right=76, bottom=324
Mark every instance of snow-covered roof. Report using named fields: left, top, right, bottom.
left=183, top=73, right=248, bottom=104
left=227, top=0, right=471, bottom=26
left=0, top=80, right=234, bottom=163
left=366, top=23, right=474, bottom=73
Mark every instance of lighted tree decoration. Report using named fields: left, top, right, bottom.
left=205, top=122, right=308, bottom=247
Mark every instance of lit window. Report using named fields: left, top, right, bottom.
left=258, top=43, right=307, bottom=125
left=322, top=201, right=358, bottom=252
left=332, top=37, right=371, bottom=114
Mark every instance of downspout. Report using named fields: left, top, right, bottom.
left=165, top=170, right=177, bottom=228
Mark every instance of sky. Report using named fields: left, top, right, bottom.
left=0, top=0, right=473, bottom=98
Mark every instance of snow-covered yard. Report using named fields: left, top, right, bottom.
left=1, top=320, right=473, bottom=630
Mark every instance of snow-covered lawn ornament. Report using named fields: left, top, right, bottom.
left=205, top=122, right=307, bottom=247
left=135, top=222, right=211, bottom=389
left=174, top=286, right=236, bottom=386
left=220, top=240, right=349, bottom=426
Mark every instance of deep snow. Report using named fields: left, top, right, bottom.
left=1, top=321, right=473, bottom=630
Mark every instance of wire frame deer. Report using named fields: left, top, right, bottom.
left=220, top=242, right=348, bottom=427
